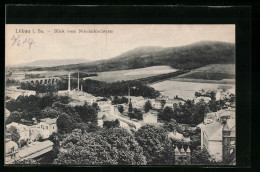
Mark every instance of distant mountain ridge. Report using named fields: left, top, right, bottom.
left=14, top=59, right=91, bottom=67
left=31, top=41, right=235, bottom=72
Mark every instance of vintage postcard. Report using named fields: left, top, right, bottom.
left=5, top=24, right=236, bottom=165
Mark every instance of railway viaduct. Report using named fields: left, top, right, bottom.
left=22, top=77, right=60, bottom=85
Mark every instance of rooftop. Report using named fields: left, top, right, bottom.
left=16, top=140, right=53, bottom=160
left=198, top=121, right=223, bottom=141
left=40, top=118, right=57, bottom=125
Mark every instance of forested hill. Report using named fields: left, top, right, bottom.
left=31, top=41, right=235, bottom=72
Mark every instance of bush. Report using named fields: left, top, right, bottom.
left=144, top=100, right=152, bottom=113
left=118, top=105, right=124, bottom=114
left=103, top=119, right=120, bottom=129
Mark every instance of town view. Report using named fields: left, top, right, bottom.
left=5, top=25, right=236, bottom=166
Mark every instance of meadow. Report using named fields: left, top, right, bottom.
left=88, top=66, right=177, bottom=83
left=150, top=80, right=235, bottom=100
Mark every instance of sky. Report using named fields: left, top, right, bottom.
left=5, top=24, right=235, bottom=66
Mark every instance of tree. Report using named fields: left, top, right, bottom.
left=56, top=113, right=74, bottom=134
left=118, top=105, right=124, bottom=114
left=74, top=103, right=98, bottom=124
left=100, top=128, right=147, bottom=165
left=160, top=100, right=166, bottom=109
left=192, top=148, right=211, bottom=165
left=6, top=126, right=20, bottom=143
left=158, top=106, right=174, bottom=122
left=136, top=112, right=143, bottom=120
left=128, top=100, right=133, bottom=112
left=53, top=130, right=119, bottom=165
left=5, top=111, right=21, bottom=125
left=210, top=91, right=216, bottom=101
left=128, top=112, right=136, bottom=120
left=19, top=139, right=28, bottom=148
left=103, top=119, right=120, bottom=129
left=40, top=107, right=60, bottom=119
left=163, top=119, right=182, bottom=133
left=144, top=100, right=152, bottom=113
left=92, top=102, right=100, bottom=112
left=208, top=100, right=220, bottom=112
left=135, top=125, right=175, bottom=165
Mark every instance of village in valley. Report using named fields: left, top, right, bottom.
left=5, top=25, right=236, bottom=166
left=5, top=65, right=236, bottom=165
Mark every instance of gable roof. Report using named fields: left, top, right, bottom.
left=198, top=121, right=223, bottom=141
left=40, top=118, right=57, bottom=125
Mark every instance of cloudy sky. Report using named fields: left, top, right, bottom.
left=5, top=24, right=235, bottom=66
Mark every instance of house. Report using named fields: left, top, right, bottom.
left=222, top=119, right=236, bottom=164
left=38, top=118, right=57, bottom=138
left=163, top=99, right=184, bottom=109
left=16, top=140, right=54, bottom=162
left=142, top=111, right=158, bottom=124
left=6, top=122, right=30, bottom=142
left=5, top=86, right=36, bottom=100
left=168, top=131, right=191, bottom=143
left=197, top=121, right=224, bottom=162
left=194, top=97, right=211, bottom=104
left=5, top=138, right=19, bottom=164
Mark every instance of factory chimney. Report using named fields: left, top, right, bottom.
left=77, top=71, right=80, bottom=91
left=68, top=72, right=71, bottom=91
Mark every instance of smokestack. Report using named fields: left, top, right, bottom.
left=77, top=71, right=80, bottom=91
left=68, top=72, right=71, bottom=91
left=81, top=84, right=83, bottom=91
left=128, top=87, right=130, bottom=104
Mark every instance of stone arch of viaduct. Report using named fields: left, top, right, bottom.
left=23, top=77, right=60, bottom=85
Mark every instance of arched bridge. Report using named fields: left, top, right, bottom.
left=22, top=77, right=60, bottom=85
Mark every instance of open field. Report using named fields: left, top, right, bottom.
left=177, top=64, right=235, bottom=80
left=88, top=66, right=177, bottom=83
left=150, top=80, right=235, bottom=100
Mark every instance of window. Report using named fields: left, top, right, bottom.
left=53, top=126, right=55, bottom=129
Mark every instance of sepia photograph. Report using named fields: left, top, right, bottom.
left=5, top=24, right=236, bottom=166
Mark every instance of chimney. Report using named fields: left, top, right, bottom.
left=68, top=72, right=71, bottom=91
left=128, top=87, right=130, bottom=104
left=77, top=71, right=80, bottom=91
left=81, top=84, right=83, bottom=91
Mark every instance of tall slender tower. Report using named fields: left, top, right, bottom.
left=77, top=71, right=80, bottom=91
left=128, top=87, right=130, bottom=104
left=68, top=72, right=71, bottom=91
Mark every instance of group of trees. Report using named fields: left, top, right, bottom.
left=144, top=100, right=152, bottom=113
left=159, top=100, right=209, bottom=125
left=5, top=94, right=99, bottom=135
left=6, top=126, right=20, bottom=143
left=53, top=128, right=147, bottom=165
left=70, top=72, right=97, bottom=78
left=6, top=79, right=20, bottom=87
left=81, top=79, right=160, bottom=99
left=20, top=82, right=58, bottom=94
left=128, top=108, right=143, bottom=121
left=117, top=105, right=124, bottom=114
left=53, top=125, right=190, bottom=165
left=5, top=94, right=70, bottom=124
left=103, top=119, right=120, bottom=129
left=112, top=96, right=128, bottom=105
